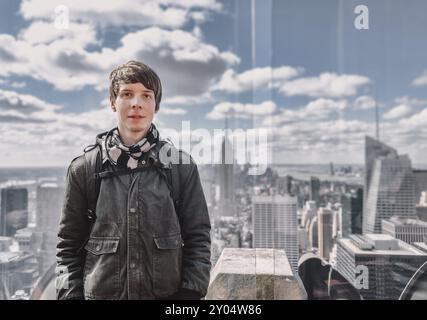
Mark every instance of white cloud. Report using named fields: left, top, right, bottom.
left=0, top=33, right=106, bottom=91
left=265, top=118, right=373, bottom=164
left=163, top=93, right=213, bottom=106
left=206, top=101, right=277, bottom=120
left=113, top=28, right=239, bottom=97
left=304, top=98, right=347, bottom=117
left=19, top=0, right=222, bottom=29
left=412, top=71, right=427, bottom=87
left=160, top=0, right=222, bottom=10
left=0, top=104, right=115, bottom=166
left=353, top=95, right=376, bottom=110
left=213, top=66, right=301, bottom=93
left=18, top=21, right=97, bottom=47
left=383, top=104, right=413, bottom=120
left=158, top=107, right=188, bottom=115
left=394, top=96, right=427, bottom=107
left=0, top=27, right=239, bottom=95
left=262, top=98, right=347, bottom=126
left=397, top=107, right=427, bottom=129
left=0, top=88, right=61, bottom=115
left=280, top=72, right=370, bottom=98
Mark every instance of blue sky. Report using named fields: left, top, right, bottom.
left=0, top=0, right=426, bottom=166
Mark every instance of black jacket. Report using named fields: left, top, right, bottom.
left=56, top=135, right=211, bottom=299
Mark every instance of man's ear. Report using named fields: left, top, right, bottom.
left=110, top=96, right=116, bottom=112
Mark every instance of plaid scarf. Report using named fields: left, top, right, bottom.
left=103, top=124, right=159, bottom=169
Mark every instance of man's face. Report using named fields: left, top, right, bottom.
left=110, top=82, right=156, bottom=139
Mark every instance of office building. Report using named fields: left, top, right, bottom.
left=36, top=183, right=65, bottom=277
left=252, top=195, right=299, bottom=271
left=309, top=177, right=320, bottom=204
left=0, top=188, right=28, bottom=237
left=318, top=208, right=334, bottom=260
left=335, top=234, right=427, bottom=299
left=340, top=188, right=363, bottom=237
left=382, top=216, right=427, bottom=244
left=363, top=137, right=416, bottom=234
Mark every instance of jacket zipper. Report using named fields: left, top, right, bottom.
left=127, top=172, right=139, bottom=299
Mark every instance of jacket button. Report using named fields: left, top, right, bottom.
left=141, top=160, right=146, bottom=165
left=95, top=245, right=101, bottom=251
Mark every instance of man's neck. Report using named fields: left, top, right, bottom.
left=118, top=127, right=149, bottom=145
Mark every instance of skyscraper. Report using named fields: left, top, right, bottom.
left=318, top=208, right=333, bottom=261
left=252, top=195, right=298, bottom=271
left=335, top=234, right=427, bottom=300
left=364, top=136, right=397, bottom=203
left=309, top=177, right=320, bottom=204
left=277, top=175, right=293, bottom=195
left=301, top=200, right=317, bottom=230
left=363, top=137, right=416, bottom=234
left=340, top=188, right=363, bottom=237
left=0, top=188, right=28, bottom=237
left=217, top=136, right=235, bottom=217
left=308, top=216, right=318, bottom=249
left=35, top=183, right=65, bottom=276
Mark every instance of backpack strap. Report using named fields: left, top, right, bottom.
left=153, top=164, right=181, bottom=215
left=154, top=140, right=182, bottom=215
left=168, top=164, right=182, bottom=215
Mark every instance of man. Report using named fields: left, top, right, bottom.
left=56, top=60, right=211, bottom=300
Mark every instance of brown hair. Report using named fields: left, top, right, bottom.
left=109, top=60, right=162, bottom=111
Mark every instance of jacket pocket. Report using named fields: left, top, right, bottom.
left=83, top=237, right=120, bottom=299
left=153, top=234, right=182, bottom=298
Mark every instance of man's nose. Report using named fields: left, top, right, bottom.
left=130, top=96, right=144, bottom=109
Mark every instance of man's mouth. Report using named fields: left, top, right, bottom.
left=128, top=115, right=145, bottom=119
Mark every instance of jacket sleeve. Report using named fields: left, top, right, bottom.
left=176, top=153, right=212, bottom=297
left=56, top=156, right=90, bottom=300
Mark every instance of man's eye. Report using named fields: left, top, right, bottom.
left=122, top=92, right=132, bottom=97
left=144, top=94, right=152, bottom=99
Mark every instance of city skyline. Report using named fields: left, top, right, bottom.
left=0, top=135, right=426, bottom=299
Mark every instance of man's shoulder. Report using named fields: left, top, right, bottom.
left=69, top=141, right=104, bottom=174
left=68, top=154, right=86, bottom=176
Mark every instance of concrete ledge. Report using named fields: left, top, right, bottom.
left=206, top=248, right=307, bottom=300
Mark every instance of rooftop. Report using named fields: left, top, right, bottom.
left=252, top=194, right=297, bottom=204
left=385, top=216, right=427, bottom=226
left=340, top=235, right=427, bottom=257
left=0, top=252, right=21, bottom=263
